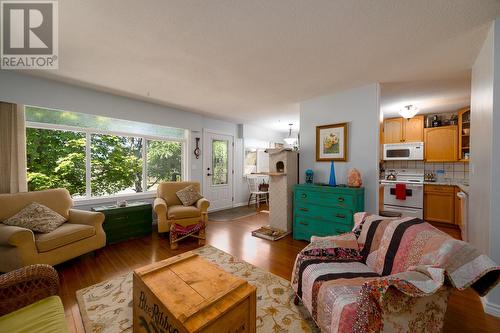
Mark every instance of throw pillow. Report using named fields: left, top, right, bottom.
left=176, top=185, right=203, bottom=206
left=3, top=202, right=67, bottom=233
left=302, top=233, right=361, bottom=259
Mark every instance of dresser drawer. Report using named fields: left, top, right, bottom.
left=294, top=217, right=350, bottom=237
left=294, top=203, right=353, bottom=226
left=295, top=189, right=355, bottom=209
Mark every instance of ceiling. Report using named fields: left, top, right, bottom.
left=380, top=77, right=471, bottom=118
left=26, top=0, right=500, bottom=130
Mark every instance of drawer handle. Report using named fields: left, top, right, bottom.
left=337, top=197, right=345, bottom=202
left=299, top=208, right=309, bottom=212
left=301, top=193, right=307, bottom=198
left=113, top=216, right=128, bottom=221
left=336, top=213, right=346, bottom=219
left=299, top=221, right=309, bottom=226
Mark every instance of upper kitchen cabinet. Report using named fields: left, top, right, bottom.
left=424, top=125, right=458, bottom=162
left=383, top=115, right=424, bottom=144
left=458, top=107, right=471, bottom=162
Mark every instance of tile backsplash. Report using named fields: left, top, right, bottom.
left=383, top=161, right=469, bottom=181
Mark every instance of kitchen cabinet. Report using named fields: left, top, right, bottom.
left=424, top=125, right=458, bottom=162
left=458, top=107, right=471, bottom=162
left=424, top=185, right=455, bottom=224
left=383, top=116, right=424, bottom=144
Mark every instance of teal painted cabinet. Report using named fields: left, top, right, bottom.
left=91, top=202, right=152, bottom=244
left=293, top=184, right=364, bottom=241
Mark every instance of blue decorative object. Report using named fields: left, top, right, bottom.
left=305, top=169, right=314, bottom=184
left=329, top=161, right=336, bottom=186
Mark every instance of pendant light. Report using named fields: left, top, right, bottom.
left=283, top=123, right=297, bottom=145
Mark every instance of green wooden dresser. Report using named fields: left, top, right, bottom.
left=293, top=184, right=365, bottom=241
left=91, top=201, right=152, bottom=244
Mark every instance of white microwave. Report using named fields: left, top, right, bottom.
left=383, top=142, right=424, bottom=160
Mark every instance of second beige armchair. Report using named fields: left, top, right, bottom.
left=154, top=182, right=209, bottom=234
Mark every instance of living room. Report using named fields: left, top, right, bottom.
left=1, top=1, right=500, bottom=333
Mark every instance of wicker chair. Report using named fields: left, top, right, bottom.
left=0, top=264, right=60, bottom=316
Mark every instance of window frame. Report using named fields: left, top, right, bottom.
left=26, top=120, right=188, bottom=204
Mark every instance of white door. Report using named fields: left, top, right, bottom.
left=203, top=131, right=234, bottom=211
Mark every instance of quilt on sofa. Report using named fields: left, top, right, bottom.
left=291, top=215, right=500, bottom=333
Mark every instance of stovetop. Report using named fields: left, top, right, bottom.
left=382, top=168, right=424, bottom=184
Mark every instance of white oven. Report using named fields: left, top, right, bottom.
left=381, top=180, right=424, bottom=219
left=383, top=142, right=424, bottom=160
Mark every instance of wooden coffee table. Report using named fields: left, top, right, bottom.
left=133, top=251, right=256, bottom=333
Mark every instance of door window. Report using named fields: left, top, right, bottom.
left=212, top=139, right=228, bottom=185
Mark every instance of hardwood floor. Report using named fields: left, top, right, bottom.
left=56, top=209, right=500, bottom=333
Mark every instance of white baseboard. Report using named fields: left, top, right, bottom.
left=481, top=297, right=500, bottom=317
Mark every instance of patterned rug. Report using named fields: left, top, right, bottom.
left=76, top=245, right=318, bottom=333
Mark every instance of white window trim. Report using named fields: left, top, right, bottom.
left=26, top=121, right=187, bottom=204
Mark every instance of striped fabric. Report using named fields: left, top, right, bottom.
left=291, top=214, right=500, bottom=333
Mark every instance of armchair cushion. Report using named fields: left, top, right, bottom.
left=167, top=205, right=201, bottom=220
left=0, top=296, right=67, bottom=333
left=3, top=202, right=66, bottom=233
left=175, top=185, right=203, bottom=206
left=35, top=224, right=95, bottom=253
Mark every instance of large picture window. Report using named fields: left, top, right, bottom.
left=25, top=106, right=187, bottom=200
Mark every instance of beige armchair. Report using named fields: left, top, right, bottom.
left=154, top=182, right=209, bottom=234
left=0, top=189, right=105, bottom=272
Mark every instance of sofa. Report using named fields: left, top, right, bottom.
left=153, top=181, right=209, bottom=234
left=0, top=188, right=105, bottom=272
left=0, top=264, right=68, bottom=332
left=292, top=213, right=500, bottom=333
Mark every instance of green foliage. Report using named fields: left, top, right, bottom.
left=90, top=134, right=143, bottom=196
left=27, top=128, right=183, bottom=197
left=26, top=128, right=86, bottom=196
left=147, top=140, right=182, bottom=189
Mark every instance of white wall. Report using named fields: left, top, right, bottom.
left=470, top=19, right=500, bottom=316
left=299, top=84, right=380, bottom=213
left=0, top=72, right=254, bottom=207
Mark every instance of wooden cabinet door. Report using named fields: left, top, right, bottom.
left=384, top=118, right=403, bottom=144
left=403, top=115, right=424, bottom=142
left=424, top=126, right=458, bottom=162
left=424, top=186, right=455, bottom=224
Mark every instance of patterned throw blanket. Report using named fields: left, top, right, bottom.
left=291, top=215, right=500, bottom=333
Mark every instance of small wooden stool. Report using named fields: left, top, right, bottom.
left=169, top=220, right=206, bottom=250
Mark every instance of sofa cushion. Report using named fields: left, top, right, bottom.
left=35, top=223, right=95, bottom=252
left=3, top=202, right=67, bottom=233
left=175, top=185, right=203, bottom=206
left=167, top=205, right=201, bottom=219
left=0, top=296, right=68, bottom=333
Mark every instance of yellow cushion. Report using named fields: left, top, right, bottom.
left=167, top=205, right=201, bottom=219
left=157, top=182, right=201, bottom=206
left=0, top=296, right=68, bottom=333
left=35, top=223, right=95, bottom=253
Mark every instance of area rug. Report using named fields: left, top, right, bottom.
left=76, top=245, right=318, bottom=333
left=208, top=206, right=258, bottom=221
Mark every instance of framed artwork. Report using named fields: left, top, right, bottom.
left=316, top=122, right=348, bottom=161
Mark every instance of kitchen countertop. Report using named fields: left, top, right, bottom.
left=379, top=179, right=469, bottom=194
left=423, top=181, right=469, bottom=194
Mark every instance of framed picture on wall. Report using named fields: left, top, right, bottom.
left=316, top=122, right=348, bottom=161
